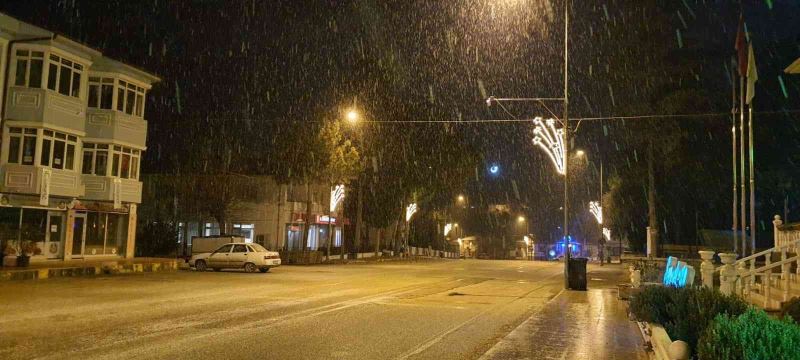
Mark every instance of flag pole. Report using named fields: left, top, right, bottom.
left=731, top=59, right=739, bottom=254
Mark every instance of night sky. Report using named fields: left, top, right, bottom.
left=2, top=0, right=798, bottom=246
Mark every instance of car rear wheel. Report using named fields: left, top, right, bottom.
left=244, top=262, right=257, bottom=273
left=195, top=260, right=207, bottom=272
left=259, top=267, right=269, bottom=273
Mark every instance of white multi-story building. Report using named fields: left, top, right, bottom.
left=0, top=13, right=159, bottom=262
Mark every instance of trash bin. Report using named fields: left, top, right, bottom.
left=568, top=257, right=588, bottom=291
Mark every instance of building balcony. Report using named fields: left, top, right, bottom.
left=4, top=87, right=86, bottom=134
left=81, top=175, right=142, bottom=204
left=85, top=108, right=147, bottom=148
left=0, top=164, right=83, bottom=198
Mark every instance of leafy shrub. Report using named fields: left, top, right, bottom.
left=632, top=259, right=662, bottom=282
left=781, top=297, right=800, bottom=324
left=698, top=308, right=800, bottom=360
left=629, top=286, right=748, bottom=355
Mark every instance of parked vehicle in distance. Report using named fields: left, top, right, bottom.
left=190, top=243, right=281, bottom=273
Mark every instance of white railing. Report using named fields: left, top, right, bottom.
left=703, top=215, right=800, bottom=309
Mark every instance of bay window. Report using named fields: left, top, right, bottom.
left=7, top=127, right=37, bottom=165
left=81, top=143, right=109, bottom=176
left=82, top=143, right=139, bottom=179
left=47, top=54, right=83, bottom=98
left=88, top=77, right=114, bottom=109
left=39, top=130, right=77, bottom=170
left=116, top=80, right=145, bottom=117
left=13, top=49, right=44, bottom=88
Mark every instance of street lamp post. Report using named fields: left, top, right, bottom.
left=486, top=0, right=571, bottom=287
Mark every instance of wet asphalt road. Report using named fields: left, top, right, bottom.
left=0, top=259, right=626, bottom=360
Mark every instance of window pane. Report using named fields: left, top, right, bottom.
left=130, top=157, right=139, bottom=179
left=65, top=144, right=75, bottom=170
left=111, top=153, right=119, bottom=176
left=120, top=154, right=130, bottom=179
left=40, top=139, right=51, bottom=166
left=85, top=212, right=106, bottom=255
left=15, top=59, right=27, bottom=86
left=52, top=140, right=64, bottom=169
left=101, top=84, right=113, bottom=109
left=82, top=151, right=93, bottom=174
left=116, top=87, right=125, bottom=111
left=47, top=63, right=58, bottom=91
left=71, top=71, right=81, bottom=97
left=135, top=94, right=143, bottom=116
left=0, top=207, right=21, bottom=243
left=22, top=136, right=35, bottom=165
left=29, top=59, right=43, bottom=88
left=20, top=208, right=47, bottom=243
left=232, top=244, right=247, bottom=253
left=105, top=213, right=128, bottom=255
left=125, top=89, right=135, bottom=114
left=7, top=137, right=20, bottom=163
left=58, top=66, right=71, bottom=95
left=95, top=151, right=108, bottom=176
left=88, top=84, right=99, bottom=108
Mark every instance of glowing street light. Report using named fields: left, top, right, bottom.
left=576, top=149, right=585, bottom=157
left=517, top=215, right=526, bottom=223
left=346, top=109, right=359, bottom=124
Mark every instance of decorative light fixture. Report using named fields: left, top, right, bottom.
left=602, top=227, right=611, bottom=241
left=444, top=223, right=453, bottom=236
left=330, top=184, right=345, bottom=212
left=532, top=117, right=565, bottom=175
left=589, top=201, right=603, bottom=224
left=405, top=203, right=417, bottom=222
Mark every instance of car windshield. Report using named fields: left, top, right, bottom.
left=249, top=243, right=268, bottom=252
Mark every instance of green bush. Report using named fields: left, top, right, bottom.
left=698, top=308, right=800, bottom=360
left=781, top=297, right=800, bottom=324
left=629, top=286, right=748, bottom=355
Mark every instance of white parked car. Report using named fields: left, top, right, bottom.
left=190, top=243, right=281, bottom=273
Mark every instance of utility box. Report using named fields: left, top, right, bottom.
left=568, top=257, right=588, bottom=291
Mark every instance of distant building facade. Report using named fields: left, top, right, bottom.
left=0, top=13, right=159, bottom=261
left=164, top=177, right=345, bottom=254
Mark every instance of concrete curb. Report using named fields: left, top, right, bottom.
left=0, top=259, right=178, bottom=281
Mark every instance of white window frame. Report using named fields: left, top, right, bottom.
left=13, top=49, right=44, bottom=88
left=87, top=77, right=115, bottom=109
left=110, top=145, right=141, bottom=180
left=81, top=143, right=110, bottom=176
left=6, top=127, right=37, bottom=165
left=46, top=53, right=83, bottom=98
left=40, top=129, right=78, bottom=171
left=116, top=79, right=146, bottom=117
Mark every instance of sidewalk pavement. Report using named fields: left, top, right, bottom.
left=0, top=257, right=177, bottom=281
left=481, top=265, right=648, bottom=360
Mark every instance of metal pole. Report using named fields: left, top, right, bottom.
left=731, top=61, right=738, bottom=254
left=563, top=0, right=570, bottom=289
left=740, top=75, right=747, bottom=255
left=748, top=102, right=755, bottom=255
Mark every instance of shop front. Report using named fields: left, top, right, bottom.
left=285, top=213, right=342, bottom=251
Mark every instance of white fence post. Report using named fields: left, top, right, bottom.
left=718, top=253, right=738, bottom=296
left=773, top=215, right=783, bottom=249
left=698, top=251, right=715, bottom=289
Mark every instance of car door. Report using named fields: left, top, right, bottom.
left=229, top=244, right=249, bottom=268
left=208, top=244, right=233, bottom=267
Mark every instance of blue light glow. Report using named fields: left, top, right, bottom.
left=489, top=165, right=499, bottom=174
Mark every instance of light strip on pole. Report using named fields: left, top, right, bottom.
left=532, top=117, right=565, bottom=175
left=602, top=227, right=611, bottom=241
left=589, top=201, right=603, bottom=224
left=405, top=203, right=417, bottom=222
left=330, top=184, right=345, bottom=212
